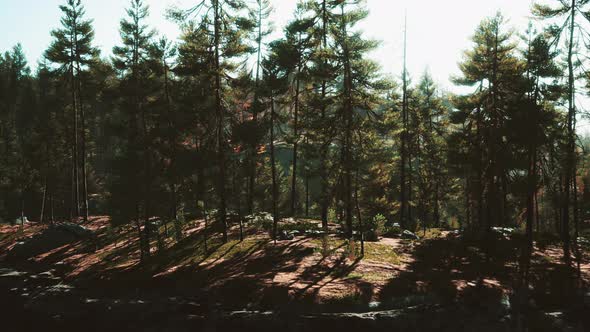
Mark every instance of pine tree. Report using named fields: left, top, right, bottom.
left=333, top=0, right=387, bottom=238
left=263, top=37, right=298, bottom=240
left=413, top=71, right=450, bottom=230
left=0, top=45, right=34, bottom=222
left=518, top=26, right=561, bottom=252
left=301, top=0, right=340, bottom=230
left=111, top=0, right=156, bottom=261
left=452, top=12, right=522, bottom=232
left=45, top=0, right=99, bottom=222
left=533, top=0, right=590, bottom=263
left=170, top=0, right=255, bottom=242
left=246, top=0, right=272, bottom=215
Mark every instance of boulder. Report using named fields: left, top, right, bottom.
left=278, top=230, right=294, bottom=241
left=401, top=230, right=420, bottom=240
left=15, top=216, right=28, bottom=224
left=7, top=223, right=95, bottom=261
left=491, top=227, right=515, bottom=237
left=54, top=223, right=94, bottom=238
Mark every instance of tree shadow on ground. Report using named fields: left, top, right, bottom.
left=378, top=234, right=520, bottom=305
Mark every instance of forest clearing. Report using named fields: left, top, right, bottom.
left=0, top=216, right=588, bottom=330
left=2, top=0, right=590, bottom=330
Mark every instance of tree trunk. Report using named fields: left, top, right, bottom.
left=290, top=68, right=301, bottom=217
left=355, top=167, right=364, bottom=257
left=234, top=162, right=244, bottom=242
left=50, top=191, right=54, bottom=224
left=319, top=0, right=329, bottom=233
left=270, top=94, right=279, bottom=243
left=70, top=66, right=80, bottom=220
left=203, top=199, right=209, bottom=252
left=340, top=3, right=354, bottom=239
left=248, top=0, right=264, bottom=216
left=573, top=175, right=581, bottom=278
left=40, top=178, right=47, bottom=224
left=214, top=0, right=228, bottom=243
left=561, top=0, right=576, bottom=264
left=526, top=143, right=536, bottom=253
left=399, top=14, right=408, bottom=230
left=78, top=78, right=89, bottom=223
left=434, top=181, right=440, bottom=228
left=535, top=190, right=540, bottom=233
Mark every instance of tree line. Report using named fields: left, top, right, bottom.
left=1, top=0, right=589, bottom=263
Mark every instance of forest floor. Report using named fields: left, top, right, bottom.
left=0, top=217, right=589, bottom=331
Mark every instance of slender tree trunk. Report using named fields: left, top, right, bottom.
left=341, top=4, right=354, bottom=239
left=20, top=195, right=25, bottom=227
left=50, top=189, right=54, bottom=224
left=74, top=19, right=89, bottom=222
left=561, top=0, right=576, bottom=264
left=305, top=171, right=310, bottom=217
left=140, top=93, right=151, bottom=258
left=573, top=175, right=581, bottom=278
left=234, top=161, right=244, bottom=242
left=40, top=177, right=47, bottom=224
left=214, top=0, right=228, bottom=243
left=203, top=199, right=209, bottom=252
left=535, top=190, right=540, bottom=233
left=475, top=83, right=485, bottom=230
left=270, top=94, right=279, bottom=243
left=77, top=73, right=89, bottom=223
left=355, top=167, right=364, bottom=257
left=408, top=149, right=413, bottom=229
left=526, top=143, right=536, bottom=252
left=290, top=67, right=301, bottom=217
left=400, top=14, right=408, bottom=230
left=248, top=0, right=264, bottom=215
left=465, top=175, right=471, bottom=229
left=434, top=181, right=440, bottom=228
left=70, top=63, right=80, bottom=219
left=319, top=0, right=329, bottom=232
left=70, top=145, right=75, bottom=221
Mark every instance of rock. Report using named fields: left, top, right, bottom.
left=54, top=223, right=94, bottom=238
left=491, top=227, right=515, bottom=237
left=7, top=223, right=95, bottom=261
left=278, top=230, right=294, bottom=241
left=401, top=230, right=419, bottom=240
left=305, top=229, right=325, bottom=237
left=244, top=212, right=273, bottom=225
left=15, top=216, right=28, bottom=224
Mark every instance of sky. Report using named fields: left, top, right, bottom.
left=6, top=0, right=589, bottom=133
left=0, top=0, right=537, bottom=91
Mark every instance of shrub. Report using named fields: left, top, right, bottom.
left=328, top=208, right=337, bottom=223
left=245, top=212, right=274, bottom=232
left=365, top=214, right=387, bottom=241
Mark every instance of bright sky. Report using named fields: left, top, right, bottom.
left=0, top=0, right=537, bottom=91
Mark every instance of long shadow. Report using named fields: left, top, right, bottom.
left=378, top=234, right=517, bottom=305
